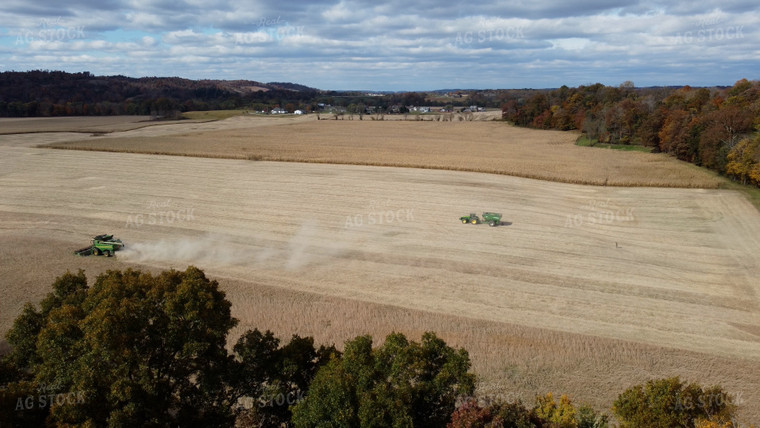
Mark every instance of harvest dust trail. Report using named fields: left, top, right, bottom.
left=120, top=222, right=348, bottom=271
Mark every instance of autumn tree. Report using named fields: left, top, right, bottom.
left=725, top=135, right=760, bottom=185
left=659, top=109, right=700, bottom=161
left=617, top=98, right=647, bottom=144
left=232, top=329, right=338, bottom=426
left=698, top=106, right=754, bottom=170
left=582, top=109, right=606, bottom=144
left=292, top=332, right=475, bottom=427
left=447, top=394, right=607, bottom=428
left=501, top=99, right=519, bottom=122
left=686, top=88, right=711, bottom=113
left=549, top=106, right=566, bottom=128
left=633, top=105, right=664, bottom=149
left=603, top=104, right=624, bottom=143
left=4, top=267, right=239, bottom=426
left=726, top=79, right=753, bottom=105
left=523, top=93, right=551, bottom=127
left=663, top=89, right=688, bottom=110
left=449, top=398, right=498, bottom=428
left=448, top=398, right=534, bottom=428
left=575, top=404, right=610, bottom=428
left=533, top=392, right=578, bottom=428
left=613, top=377, right=736, bottom=428
left=1, top=267, right=335, bottom=427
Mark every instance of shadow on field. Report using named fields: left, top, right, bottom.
left=457, top=221, right=512, bottom=227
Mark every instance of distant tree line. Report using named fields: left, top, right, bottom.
left=501, top=79, right=760, bottom=188
left=0, top=71, right=522, bottom=120
left=0, top=267, right=743, bottom=427
left=0, top=70, right=321, bottom=118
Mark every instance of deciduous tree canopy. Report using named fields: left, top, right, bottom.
left=501, top=79, right=760, bottom=187
left=291, top=332, right=476, bottom=427
left=0, top=267, right=335, bottom=427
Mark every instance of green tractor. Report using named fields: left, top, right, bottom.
left=74, top=234, right=125, bottom=257
left=459, top=212, right=502, bottom=227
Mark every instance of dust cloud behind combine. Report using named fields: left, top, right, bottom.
left=121, top=221, right=347, bottom=271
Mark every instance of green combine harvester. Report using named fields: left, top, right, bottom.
left=459, top=212, right=502, bottom=227
left=74, top=234, right=125, bottom=257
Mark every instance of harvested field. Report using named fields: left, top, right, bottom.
left=45, top=115, right=723, bottom=188
left=1, top=117, right=759, bottom=422
left=0, top=116, right=166, bottom=134
left=0, top=114, right=253, bottom=135
left=2, top=235, right=759, bottom=422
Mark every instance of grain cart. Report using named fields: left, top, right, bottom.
left=74, top=234, right=124, bottom=257
left=459, top=212, right=502, bottom=227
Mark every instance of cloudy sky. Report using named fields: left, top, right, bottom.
left=0, top=1, right=757, bottom=90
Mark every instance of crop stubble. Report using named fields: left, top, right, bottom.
left=1, top=116, right=758, bottom=421
left=46, top=115, right=723, bottom=188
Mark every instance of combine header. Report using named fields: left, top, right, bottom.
left=74, top=234, right=124, bottom=257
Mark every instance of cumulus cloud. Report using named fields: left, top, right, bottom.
left=0, top=0, right=757, bottom=89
